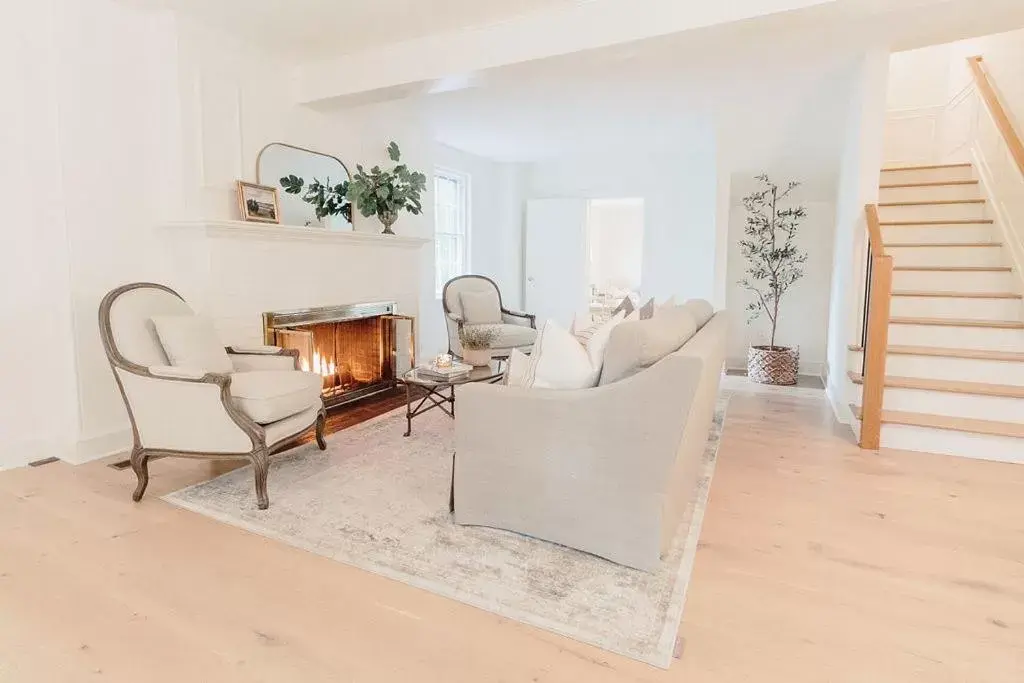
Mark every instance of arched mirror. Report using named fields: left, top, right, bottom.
left=256, top=143, right=352, bottom=230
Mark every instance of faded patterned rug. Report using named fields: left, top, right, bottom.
left=164, top=397, right=729, bottom=668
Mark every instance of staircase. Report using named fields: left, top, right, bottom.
left=849, top=162, right=1024, bottom=463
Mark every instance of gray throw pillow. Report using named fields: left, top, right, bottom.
left=638, top=297, right=656, bottom=320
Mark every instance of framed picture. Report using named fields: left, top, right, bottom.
left=236, top=181, right=281, bottom=224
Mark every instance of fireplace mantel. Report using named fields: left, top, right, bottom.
left=163, top=219, right=431, bottom=248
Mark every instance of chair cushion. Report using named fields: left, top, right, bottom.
left=599, top=305, right=698, bottom=385
left=460, top=289, right=503, bottom=324
left=151, top=314, right=233, bottom=373
left=230, top=370, right=323, bottom=425
left=467, top=323, right=537, bottom=350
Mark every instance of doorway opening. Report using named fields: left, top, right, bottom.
left=586, top=198, right=645, bottom=320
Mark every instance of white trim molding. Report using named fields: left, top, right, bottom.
left=163, top=220, right=431, bottom=247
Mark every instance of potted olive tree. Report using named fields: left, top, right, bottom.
left=738, top=174, right=807, bottom=385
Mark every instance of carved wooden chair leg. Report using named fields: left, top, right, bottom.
left=130, top=447, right=149, bottom=502
left=252, top=449, right=271, bottom=510
left=315, top=408, right=327, bottom=450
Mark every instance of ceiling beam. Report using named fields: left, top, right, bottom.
left=293, top=0, right=838, bottom=107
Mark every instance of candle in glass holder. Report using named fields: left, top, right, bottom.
left=434, top=353, right=453, bottom=369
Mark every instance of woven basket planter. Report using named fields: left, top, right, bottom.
left=747, top=345, right=799, bottom=386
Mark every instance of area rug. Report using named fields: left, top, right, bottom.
left=164, top=397, right=729, bottom=668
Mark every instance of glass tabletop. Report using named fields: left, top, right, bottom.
left=402, top=362, right=504, bottom=387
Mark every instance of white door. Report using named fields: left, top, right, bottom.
left=525, top=198, right=589, bottom=329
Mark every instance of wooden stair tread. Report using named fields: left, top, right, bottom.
left=847, top=371, right=1024, bottom=398
left=846, top=344, right=1024, bottom=362
left=881, top=162, right=973, bottom=171
left=851, top=404, right=1024, bottom=439
left=890, top=290, right=1022, bottom=299
left=879, top=179, right=979, bottom=189
left=881, top=219, right=994, bottom=226
left=890, top=316, right=1024, bottom=329
left=884, top=242, right=1001, bottom=248
left=878, top=199, right=985, bottom=206
left=893, top=265, right=1011, bottom=272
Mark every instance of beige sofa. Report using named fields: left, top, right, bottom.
left=453, top=311, right=727, bottom=571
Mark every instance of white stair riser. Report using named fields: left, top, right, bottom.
left=887, top=246, right=1007, bottom=267
left=889, top=296, right=1024, bottom=320
left=880, top=166, right=975, bottom=184
left=879, top=425, right=1024, bottom=463
left=879, top=184, right=981, bottom=203
left=879, top=387, right=1024, bottom=423
left=893, top=269, right=1016, bottom=292
left=881, top=225, right=998, bottom=243
left=887, top=323, right=1024, bottom=351
left=880, top=354, right=1024, bottom=386
left=878, top=202, right=988, bottom=222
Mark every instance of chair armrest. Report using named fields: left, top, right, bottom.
left=501, top=308, right=536, bottom=329
left=148, top=365, right=210, bottom=380
left=228, top=345, right=284, bottom=355
left=227, top=346, right=301, bottom=371
left=115, top=366, right=260, bottom=453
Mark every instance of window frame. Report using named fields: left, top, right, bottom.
left=433, top=166, right=471, bottom=299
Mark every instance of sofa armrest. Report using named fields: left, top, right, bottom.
left=454, top=353, right=704, bottom=569
left=501, top=308, right=536, bottom=329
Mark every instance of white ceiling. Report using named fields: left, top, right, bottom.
left=145, top=0, right=577, bottom=59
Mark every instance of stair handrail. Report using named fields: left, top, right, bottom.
left=859, top=204, right=892, bottom=450
left=968, top=56, right=1024, bottom=178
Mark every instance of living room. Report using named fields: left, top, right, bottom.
left=2, top=0, right=1023, bottom=680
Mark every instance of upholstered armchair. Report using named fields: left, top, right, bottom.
left=442, top=275, right=537, bottom=357
left=99, top=283, right=326, bottom=510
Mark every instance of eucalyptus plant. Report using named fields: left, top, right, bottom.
left=346, top=142, right=427, bottom=234
left=738, top=174, right=808, bottom=350
left=279, top=175, right=351, bottom=224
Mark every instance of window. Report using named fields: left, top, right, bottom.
left=434, top=168, right=470, bottom=297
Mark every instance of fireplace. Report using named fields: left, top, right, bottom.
left=262, top=302, right=415, bottom=408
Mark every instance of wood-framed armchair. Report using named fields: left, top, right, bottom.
left=99, top=282, right=326, bottom=510
left=442, top=275, right=537, bottom=357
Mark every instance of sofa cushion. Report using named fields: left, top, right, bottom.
left=599, top=306, right=698, bottom=385
left=507, top=314, right=623, bottom=390
left=151, top=314, right=233, bottom=373
left=460, top=289, right=502, bottom=324
left=682, top=298, right=714, bottom=329
left=230, top=370, right=323, bottom=425
left=638, top=297, right=656, bottom=320
left=465, top=323, right=537, bottom=350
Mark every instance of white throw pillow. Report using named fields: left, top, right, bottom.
left=508, top=314, right=624, bottom=390
left=460, top=289, right=503, bottom=324
left=151, top=315, right=233, bottom=373
left=682, top=298, right=714, bottom=329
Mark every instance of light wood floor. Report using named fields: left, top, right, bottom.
left=1, top=385, right=1022, bottom=682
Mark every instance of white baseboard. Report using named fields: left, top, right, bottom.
left=726, top=357, right=825, bottom=378
left=68, top=428, right=132, bottom=465
left=0, top=436, right=73, bottom=471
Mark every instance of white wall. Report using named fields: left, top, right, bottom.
left=1, top=1, right=436, bottom=467
left=0, top=1, right=80, bottom=469
left=826, top=47, right=889, bottom=424
left=888, top=28, right=1024, bottom=118
left=726, top=194, right=836, bottom=376
left=431, top=144, right=528, bottom=353
left=525, top=117, right=727, bottom=304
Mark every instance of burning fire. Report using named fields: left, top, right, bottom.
left=301, top=350, right=336, bottom=378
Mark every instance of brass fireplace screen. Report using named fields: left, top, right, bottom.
left=263, top=302, right=414, bottom=407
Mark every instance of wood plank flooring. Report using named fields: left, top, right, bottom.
left=0, top=383, right=1021, bottom=682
